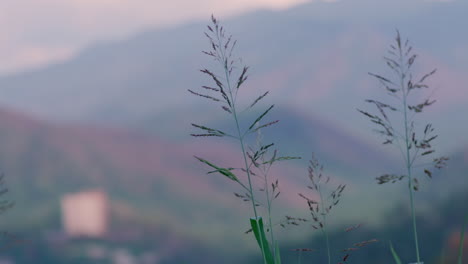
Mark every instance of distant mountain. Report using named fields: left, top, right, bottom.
left=0, top=105, right=465, bottom=244
left=0, top=107, right=248, bottom=240
left=0, top=106, right=401, bottom=243
left=0, top=0, right=466, bottom=152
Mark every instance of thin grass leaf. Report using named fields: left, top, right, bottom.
left=357, top=109, right=376, bottom=119
left=260, top=143, right=275, bottom=151
left=250, top=217, right=275, bottom=264
left=395, top=29, right=402, bottom=49
left=200, top=69, right=224, bottom=89
left=390, top=242, right=403, bottom=264
left=369, top=72, right=396, bottom=85
left=263, top=156, right=301, bottom=164
left=249, top=105, right=275, bottom=130
left=274, top=240, right=281, bottom=264
left=201, top=85, right=220, bottom=92
left=200, top=68, right=232, bottom=107
left=354, top=239, right=378, bottom=247
left=252, top=120, right=279, bottom=133
left=457, top=212, right=468, bottom=264
left=345, top=224, right=362, bottom=232
left=384, top=56, right=401, bottom=69
left=419, top=69, right=437, bottom=83
left=191, top=123, right=228, bottom=137
left=194, top=156, right=239, bottom=182
left=250, top=91, right=269, bottom=109
left=224, top=35, right=232, bottom=50
left=188, top=89, right=221, bottom=102
left=207, top=167, right=236, bottom=174
left=291, top=248, right=315, bottom=252
left=237, top=66, right=249, bottom=89
left=190, top=133, right=223, bottom=137
left=421, top=150, right=435, bottom=156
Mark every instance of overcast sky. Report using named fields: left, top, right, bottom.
left=0, top=0, right=320, bottom=76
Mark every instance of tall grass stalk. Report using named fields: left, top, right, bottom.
left=193, top=15, right=266, bottom=263
left=255, top=128, right=278, bottom=258
left=190, top=15, right=298, bottom=264
left=358, top=30, right=448, bottom=263
left=317, top=183, right=332, bottom=264
left=299, top=156, right=343, bottom=264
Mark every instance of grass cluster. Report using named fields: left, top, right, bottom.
left=189, top=16, right=466, bottom=264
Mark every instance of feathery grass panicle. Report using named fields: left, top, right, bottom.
left=300, top=155, right=345, bottom=231
left=292, top=155, right=376, bottom=264
left=358, top=30, right=448, bottom=264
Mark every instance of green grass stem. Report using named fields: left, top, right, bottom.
left=318, top=186, right=331, bottom=264
left=402, top=77, right=421, bottom=263
left=457, top=212, right=468, bottom=264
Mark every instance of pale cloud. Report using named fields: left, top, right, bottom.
left=0, top=0, right=309, bottom=76
left=0, top=44, right=74, bottom=75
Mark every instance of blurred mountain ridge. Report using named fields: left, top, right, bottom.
left=0, top=0, right=465, bottom=154
left=0, top=105, right=465, bottom=245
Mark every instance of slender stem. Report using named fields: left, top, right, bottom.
left=258, top=138, right=277, bottom=260
left=457, top=212, right=468, bottom=264
left=234, top=106, right=269, bottom=264
left=318, top=186, right=331, bottom=264
left=265, top=171, right=276, bottom=258
left=402, top=66, right=421, bottom=263
left=235, top=116, right=259, bottom=218
left=216, top=31, right=268, bottom=264
left=322, top=225, right=331, bottom=264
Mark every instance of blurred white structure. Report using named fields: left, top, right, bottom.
left=61, top=190, right=109, bottom=237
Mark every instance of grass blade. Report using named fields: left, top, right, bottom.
left=194, top=156, right=239, bottom=182
left=250, top=217, right=274, bottom=264
left=191, top=123, right=228, bottom=137
left=249, top=105, right=274, bottom=130
left=274, top=240, right=281, bottom=264
left=390, top=242, right=403, bottom=264
left=457, top=212, right=468, bottom=264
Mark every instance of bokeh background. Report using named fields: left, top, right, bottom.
left=0, top=0, right=466, bottom=263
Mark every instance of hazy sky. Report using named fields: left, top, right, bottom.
left=0, top=0, right=321, bottom=76
left=0, top=0, right=457, bottom=76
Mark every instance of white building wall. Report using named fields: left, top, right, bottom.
left=61, top=190, right=109, bottom=237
